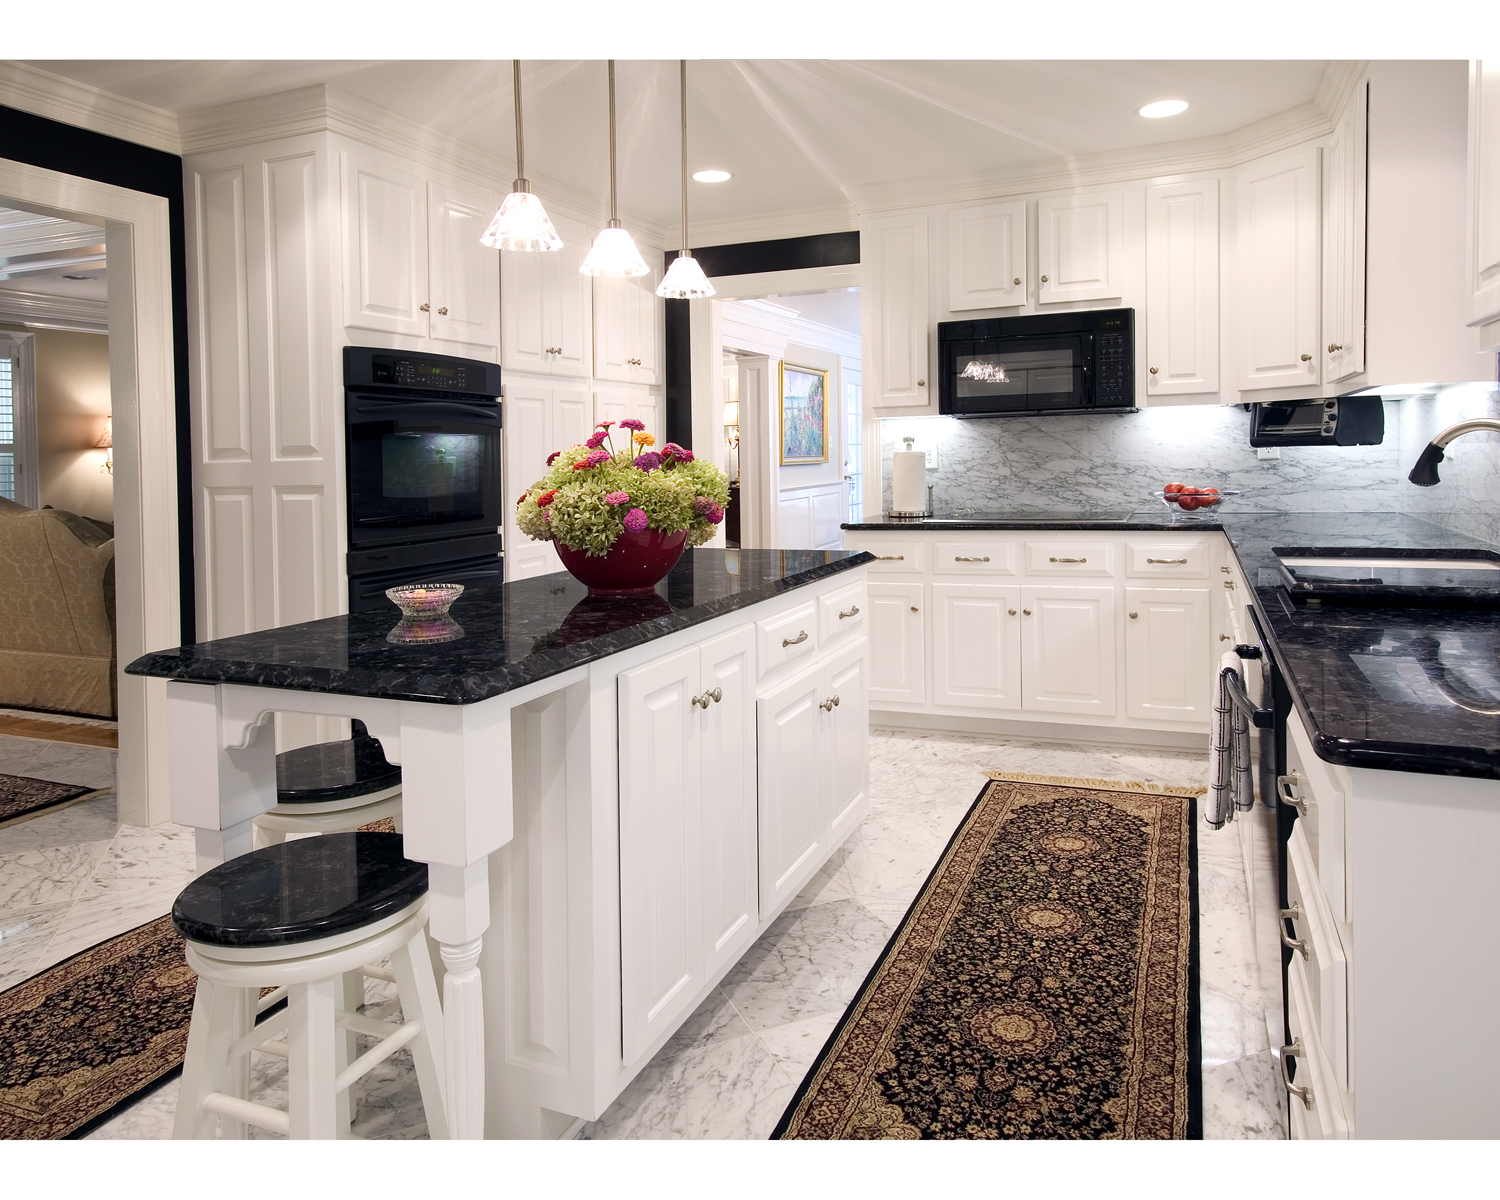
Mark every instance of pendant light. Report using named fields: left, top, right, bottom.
left=580, top=60, right=650, bottom=278
left=657, top=61, right=715, bottom=299
left=481, top=61, right=563, bottom=252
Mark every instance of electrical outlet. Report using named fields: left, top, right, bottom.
left=925, top=447, right=940, bottom=470
left=1257, top=447, right=1280, bottom=460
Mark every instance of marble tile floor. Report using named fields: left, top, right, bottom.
left=0, top=725, right=1287, bottom=1141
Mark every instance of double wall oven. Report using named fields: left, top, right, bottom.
left=344, top=347, right=504, bottom=614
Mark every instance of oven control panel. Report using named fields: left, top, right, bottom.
left=373, top=355, right=477, bottom=390
left=343, top=346, right=501, bottom=398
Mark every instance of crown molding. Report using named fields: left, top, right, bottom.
left=1315, top=60, right=1370, bottom=121
left=0, top=286, right=109, bottom=332
left=0, top=61, right=180, bottom=155
left=689, top=204, right=860, bottom=250
left=847, top=98, right=1337, bottom=214
left=786, top=315, right=861, bottom=360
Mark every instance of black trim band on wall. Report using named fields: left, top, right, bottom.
left=1, top=103, right=196, bottom=644
left=662, top=231, right=859, bottom=448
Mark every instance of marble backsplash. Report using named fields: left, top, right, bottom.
left=878, top=385, right=1500, bottom=543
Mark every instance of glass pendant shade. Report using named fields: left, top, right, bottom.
left=481, top=188, right=563, bottom=252
left=657, top=250, right=715, bottom=299
left=580, top=224, right=649, bottom=278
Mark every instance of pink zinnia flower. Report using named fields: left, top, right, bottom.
left=605, top=491, right=630, bottom=505
left=619, top=418, right=645, bottom=431
left=633, top=452, right=661, bottom=471
left=596, top=420, right=615, bottom=430
left=623, top=508, right=648, bottom=532
left=585, top=431, right=608, bottom=449
left=706, top=506, right=724, bottom=524
left=693, top=496, right=716, bottom=515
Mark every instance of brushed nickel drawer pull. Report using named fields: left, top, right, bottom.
left=1279, top=904, right=1310, bottom=960
left=876, top=555, right=905, bottom=561
left=1280, top=1039, right=1313, bottom=1109
left=954, top=556, right=990, bottom=563
left=782, top=630, right=809, bottom=648
left=1049, top=556, right=1086, bottom=563
left=1278, top=773, right=1308, bottom=818
left=838, top=605, right=860, bottom=619
left=1148, top=558, right=1188, bottom=565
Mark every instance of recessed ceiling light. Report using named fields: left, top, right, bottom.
left=1139, top=99, right=1190, bottom=119
left=692, top=169, right=732, bottom=183
left=62, top=273, right=94, bottom=280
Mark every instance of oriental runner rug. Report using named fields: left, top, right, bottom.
left=0, top=774, right=103, bottom=831
left=773, top=772, right=1202, bottom=1140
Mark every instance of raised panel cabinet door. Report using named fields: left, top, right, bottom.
left=948, top=200, right=1027, bottom=311
left=863, top=211, right=932, bottom=409
left=617, top=645, right=704, bottom=1064
left=502, top=384, right=554, bottom=582
left=1123, top=587, right=1211, bottom=723
left=824, top=639, right=871, bottom=848
left=591, top=273, right=633, bottom=383
left=698, top=626, right=760, bottom=978
left=866, top=582, right=926, bottom=706
left=1233, top=145, right=1322, bottom=391
left=1144, top=179, right=1220, bottom=397
left=810, top=488, right=844, bottom=550
left=931, top=583, right=1022, bottom=712
left=757, top=663, right=826, bottom=914
left=548, top=214, right=593, bottom=379
left=500, top=233, right=549, bottom=374
left=1037, top=190, right=1124, bottom=305
left=1470, top=61, right=1500, bottom=338
left=593, top=388, right=632, bottom=431
left=634, top=252, right=663, bottom=384
left=1322, top=85, right=1367, bottom=384
left=1020, top=586, right=1117, bottom=717
left=427, top=181, right=499, bottom=350
left=341, top=151, right=428, bottom=337
left=553, top=388, right=592, bottom=454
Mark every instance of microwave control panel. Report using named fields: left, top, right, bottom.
left=1095, top=330, right=1129, bottom=407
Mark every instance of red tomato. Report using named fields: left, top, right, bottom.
left=1201, top=487, right=1219, bottom=495
left=1164, top=482, right=1185, bottom=494
left=1180, top=486, right=1201, bottom=495
left=1181, top=496, right=1202, bottom=510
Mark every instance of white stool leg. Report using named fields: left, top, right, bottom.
left=389, top=932, right=449, bottom=1140
left=335, top=971, right=363, bottom=1132
left=173, top=977, right=250, bottom=1140
left=287, top=977, right=340, bottom=1139
left=219, top=987, right=256, bottom=1139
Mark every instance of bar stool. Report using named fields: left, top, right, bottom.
left=253, top=721, right=403, bottom=848
left=171, top=832, right=448, bottom=1140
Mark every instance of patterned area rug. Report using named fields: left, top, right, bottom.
left=773, top=772, right=1202, bottom=1140
left=0, top=774, right=101, bottom=831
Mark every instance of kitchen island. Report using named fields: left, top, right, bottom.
left=126, top=548, right=873, bottom=1139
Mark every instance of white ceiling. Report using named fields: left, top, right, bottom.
left=22, top=59, right=1335, bottom=233
left=776, top=290, right=861, bottom=336
left=0, top=205, right=107, bottom=301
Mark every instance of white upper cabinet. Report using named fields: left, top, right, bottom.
left=1144, top=179, right=1220, bottom=397
left=427, top=181, right=501, bottom=350
left=1036, top=189, right=1124, bottom=305
left=1323, top=82, right=1368, bottom=383
left=1233, top=145, right=1322, bottom=391
left=1469, top=60, right=1500, bottom=348
left=501, top=212, right=593, bottom=379
left=342, top=152, right=429, bottom=338
left=863, top=211, right=932, bottom=410
left=947, top=200, right=1027, bottom=311
left=593, top=247, right=663, bottom=385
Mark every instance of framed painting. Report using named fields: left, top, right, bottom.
left=779, top=362, right=830, bottom=465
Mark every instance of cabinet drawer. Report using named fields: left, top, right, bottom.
left=1125, top=540, right=1213, bottom=579
left=756, top=602, right=819, bottom=678
left=1284, top=823, right=1350, bottom=1097
left=1283, top=711, right=1348, bottom=923
left=1286, top=957, right=1352, bottom=1140
left=843, top=536, right=929, bottom=574
left=1023, top=541, right=1116, bottom=577
left=932, top=541, right=1018, bottom=575
left=817, top=582, right=868, bottom=646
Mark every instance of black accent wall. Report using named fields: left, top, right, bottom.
left=1, top=103, right=196, bottom=643
left=662, top=231, right=860, bottom=448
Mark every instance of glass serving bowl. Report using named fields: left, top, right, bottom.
left=385, top=582, right=465, bottom=618
left=1157, top=487, right=1237, bottom=520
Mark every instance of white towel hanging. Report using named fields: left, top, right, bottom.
left=1209, top=650, right=1256, bottom=830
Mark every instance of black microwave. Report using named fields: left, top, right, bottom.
left=938, top=308, right=1136, bottom=418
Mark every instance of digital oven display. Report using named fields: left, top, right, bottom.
left=371, top=355, right=471, bottom=389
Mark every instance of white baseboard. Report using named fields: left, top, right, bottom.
left=870, top=709, right=1210, bottom=752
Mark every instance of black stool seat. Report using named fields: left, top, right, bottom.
left=275, top=720, right=401, bottom=804
left=172, top=833, right=428, bottom=949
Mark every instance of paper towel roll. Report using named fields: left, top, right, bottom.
left=891, top=451, right=928, bottom=514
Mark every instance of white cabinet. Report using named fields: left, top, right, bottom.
left=501, top=212, right=593, bottom=378
left=778, top=484, right=845, bottom=550
left=1323, top=82, right=1368, bottom=383
left=1019, top=585, right=1116, bottom=717
left=756, top=639, right=869, bottom=914
left=863, top=211, right=932, bottom=410
left=866, top=581, right=926, bottom=705
left=503, top=381, right=590, bottom=580
left=593, top=249, right=663, bottom=385
left=1036, top=189, right=1124, bottom=305
left=1468, top=60, right=1500, bottom=349
left=1123, top=587, right=1210, bottom=722
left=1144, top=179, right=1219, bottom=397
left=593, top=389, right=660, bottom=440
left=1233, top=145, right=1322, bottom=391
left=947, top=200, right=1027, bottom=311
left=340, top=150, right=499, bottom=349
left=931, top=583, right=1021, bottom=712
left=617, top=626, right=758, bottom=1064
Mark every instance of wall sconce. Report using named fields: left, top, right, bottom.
left=95, top=417, right=112, bottom=474
left=722, top=400, right=739, bottom=450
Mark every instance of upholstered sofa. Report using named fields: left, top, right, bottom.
left=0, top=496, right=116, bottom=718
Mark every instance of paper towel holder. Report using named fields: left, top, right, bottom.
left=889, top=438, right=934, bottom=519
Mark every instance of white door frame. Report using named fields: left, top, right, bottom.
left=0, top=155, right=180, bottom=826
left=0, top=331, right=39, bottom=507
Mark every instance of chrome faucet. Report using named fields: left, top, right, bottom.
left=1407, top=418, right=1500, bottom=486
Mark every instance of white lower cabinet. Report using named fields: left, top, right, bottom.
left=617, top=626, right=757, bottom=1064
left=1020, top=585, right=1116, bottom=717
left=1123, top=587, right=1211, bottom=722
left=866, top=582, right=926, bottom=705
left=932, top=582, right=1021, bottom=711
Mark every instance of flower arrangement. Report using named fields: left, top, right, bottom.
left=515, top=420, right=730, bottom=556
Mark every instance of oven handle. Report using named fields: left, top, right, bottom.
left=355, top=401, right=500, bottom=422
left=1223, top=660, right=1275, bottom=729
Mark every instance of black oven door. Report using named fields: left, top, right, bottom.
left=346, top=394, right=502, bottom=550
left=944, top=334, right=1092, bottom=415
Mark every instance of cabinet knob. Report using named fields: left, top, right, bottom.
left=1219, top=633, right=1232, bottom=641
left=1040, top=274, right=1049, bottom=283
left=1008, top=608, right=1017, bottom=616
left=819, top=695, right=841, bottom=712
left=910, top=606, right=919, bottom=613
left=419, top=303, right=430, bottom=312
left=917, top=379, right=926, bottom=387
left=1149, top=367, right=1158, bottom=375
left=1300, top=353, right=1312, bottom=362
left=1129, top=611, right=1139, bottom=619
left=1013, top=277, right=1022, bottom=286
left=437, top=306, right=448, bottom=316
left=1023, top=608, right=1032, bottom=616
left=1328, top=343, right=1343, bottom=354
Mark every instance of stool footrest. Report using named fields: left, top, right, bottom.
left=333, top=1020, right=421, bottom=1094
left=203, top=1091, right=290, bottom=1136
left=361, top=964, right=397, bottom=984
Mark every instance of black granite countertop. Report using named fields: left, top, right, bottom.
left=843, top=511, right=1221, bottom=532
left=126, top=549, right=872, bottom=705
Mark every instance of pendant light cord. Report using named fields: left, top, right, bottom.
left=512, top=60, right=526, bottom=188
left=679, top=60, right=690, bottom=254
left=607, top=60, right=620, bottom=228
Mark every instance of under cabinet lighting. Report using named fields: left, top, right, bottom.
left=692, top=170, right=732, bottom=183
left=1138, top=99, right=1190, bottom=119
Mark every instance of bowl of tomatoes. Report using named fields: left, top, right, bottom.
left=1159, top=483, right=1235, bottom=520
